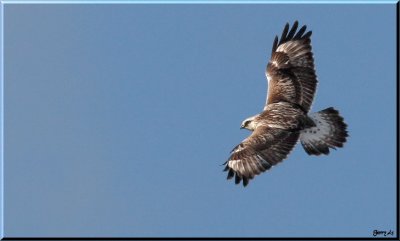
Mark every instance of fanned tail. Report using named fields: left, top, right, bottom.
left=300, top=107, right=348, bottom=155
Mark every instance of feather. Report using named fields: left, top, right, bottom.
left=279, top=22, right=290, bottom=44
left=223, top=22, right=347, bottom=187
left=227, top=168, right=234, bottom=179
left=294, top=25, right=307, bottom=39
left=286, top=21, right=298, bottom=40
left=266, top=22, right=317, bottom=113
left=271, top=36, right=278, bottom=54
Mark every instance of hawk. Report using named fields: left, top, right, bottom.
left=223, top=21, right=348, bottom=187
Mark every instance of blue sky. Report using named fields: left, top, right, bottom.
left=3, top=3, right=397, bottom=238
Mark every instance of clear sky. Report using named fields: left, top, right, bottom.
left=3, top=2, right=397, bottom=238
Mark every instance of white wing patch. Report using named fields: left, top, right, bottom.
left=228, top=159, right=241, bottom=172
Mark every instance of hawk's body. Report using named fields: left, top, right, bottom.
left=223, top=21, right=348, bottom=187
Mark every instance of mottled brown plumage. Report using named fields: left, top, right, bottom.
left=224, top=21, right=348, bottom=187
left=266, top=25, right=317, bottom=112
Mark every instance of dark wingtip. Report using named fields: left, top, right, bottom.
left=235, top=173, right=241, bottom=185
left=303, top=30, right=312, bottom=39
left=279, top=23, right=290, bottom=44
left=285, top=22, right=290, bottom=30
left=286, top=21, right=299, bottom=40
left=242, top=177, right=249, bottom=187
left=227, top=168, right=234, bottom=180
left=294, top=25, right=307, bottom=39
left=273, top=21, right=311, bottom=53
left=271, top=35, right=278, bottom=54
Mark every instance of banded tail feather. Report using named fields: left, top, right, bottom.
left=300, top=107, right=348, bottom=155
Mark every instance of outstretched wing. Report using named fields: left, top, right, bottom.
left=223, top=126, right=299, bottom=186
left=265, top=21, right=317, bottom=113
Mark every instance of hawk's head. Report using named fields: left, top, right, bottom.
left=240, top=115, right=259, bottom=131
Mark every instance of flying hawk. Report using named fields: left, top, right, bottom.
left=223, top=21, right=348, bottom=187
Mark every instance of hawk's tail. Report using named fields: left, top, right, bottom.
left=300, top=107, right=348, bottom=155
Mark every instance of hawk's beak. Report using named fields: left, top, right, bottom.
left=240, top=126, right=244, bottom=129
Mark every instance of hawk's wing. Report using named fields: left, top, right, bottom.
left=223, top=126, right=299, bottom=186
left=265, top=21, right=317, bottom=112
